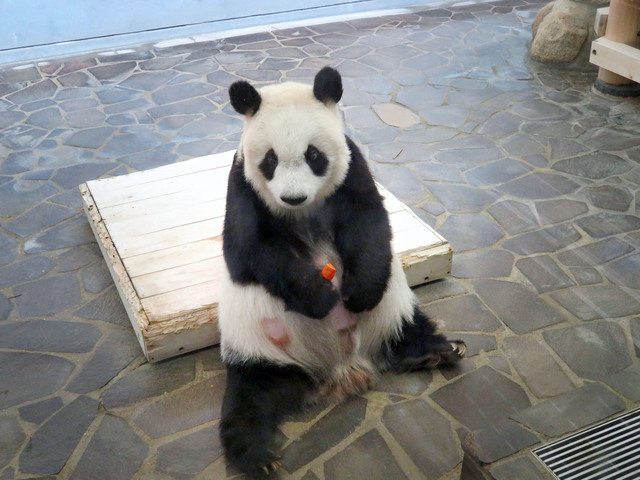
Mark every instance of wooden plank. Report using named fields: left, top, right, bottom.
left=132, top=256, right=225, bottom=298
left=590, top=37, right=640, bottom=83
left=88, top=152, right=232, bottom=199
left=595, top=7, right=609, bottom=36
left=105, top=198, right=226, bottom=239
left=83, top=151, right=454, bottom=362
left=79, top=183, right=150, bottom=358
left=116, top=218, right=224, bottom=258
left=123, top=238, right=222, bottom=276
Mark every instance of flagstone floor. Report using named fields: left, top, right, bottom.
left=1, top=0, right=640, bottom=479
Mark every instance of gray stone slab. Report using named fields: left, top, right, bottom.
left=488, top=200, right=539, bottom=235
left=535, top=199, right=588, bottom=225
left=373, top=164, right=425, bottom=204
left=603, top=364, right=640, bottom=401
left=6, top=79, right=57, bottom=104
left=553, top=152, right=632, bottom=180
left=474, top=279, right=565, bottom=334
left=512, top=98, right=570, bottom=121
left=543, top=321, right=632, bottom=381
left=438, top=214, right=504, bottom=252
left=550, top=285, right=640, bottom=321
left=490, top=455, right=551, bottom=480
left=0, top=180, right=58, bottom=217
left=570, top=267, right=603, bottom=286
left=495, top=173, right=579, bottom=199
left=557, top=238, right=635, bottom=266
left=1, top=151, right=37, bottom=174
left=70, top=415, right=149, bottom=480
left=0, top=415, right=26, bottom=470
left=282, top=396, right=367, bottom=472
left=24, top=216, right=95, bottom=254
left=323, top=429, right=408, bottom=480
left=0, top=352, right=74, bottom=409
left=98, top=131, right=167, bottom=158
left=51, top=162, right=116, bottom=189
left=63, top=127, right=116, bottom=149
left=427, top=183, right=498, bottom=213
left=414, top=278, right=468, bottom=304
left=66, top=327, right=141, bottom=394
left=20, top=396, right=99, bottom=475
left=133, top=376, right=226, bottom=438
left=74, top=286, right=130, bottom=326
left=88, top=62, right=137, bottom=81
left=5, top=203, right=78, bottom=237
left=503, top=224, right=581, bottom=255
left=515, top=255, right=574, bottom=293
left=150, top=82, right=217, bottom=105
left=155, top=424, right=222, bottom=478
left=452, top=333, right=497, bottom=356
left=18, top=397, right=64, bottom=424
left=463, top=419, right=540, bottom=464
left=0, top=256, right=56, bottom=289
left=427, top=294, right=501, bottom=332
left=603, top=253, right=640, bottom=289
left=585, top=185, right=633, bottom=212
left=452, top=249, right=514, bottom=278
left=375, top=370, right=432, bottom=396
left=80, top=261, right=113, bottom=293
left=502, top=336, right=574, bottom=398
left=465, top=158, right=531, bottom=186
left=13, top=273, right=82, bottom=318
left=0, top=320, right=101, bottom=353
left=383, top=399, right=462, bottom=477
left=101, top=354, right=196, bottom=408
left=431, top=366, right=531, bottom=431
left=512, top=383, right=625, bottom=437
left=548, top=138, right=589, bottom=160
left=0, top=293, right=13, bottom=321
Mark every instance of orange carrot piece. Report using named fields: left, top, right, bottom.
left=321, top=263, right=336, bottom=281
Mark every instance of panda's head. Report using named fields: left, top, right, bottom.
left=229, top=67, right=350, bottom=216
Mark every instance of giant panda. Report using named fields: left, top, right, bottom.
left=218, top=66, right=466, bottom=477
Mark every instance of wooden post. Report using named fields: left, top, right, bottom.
left=596, top=0, right=640, bottom=87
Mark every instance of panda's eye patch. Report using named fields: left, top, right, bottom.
left=305, top=145, right=328, bottom=176
left=259, top=149, right=278, bottom=180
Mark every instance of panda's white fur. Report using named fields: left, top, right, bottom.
left=219, top=243, right=415, bottom=384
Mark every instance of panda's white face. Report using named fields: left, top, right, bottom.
left=238, top=81, right=350, bottom=216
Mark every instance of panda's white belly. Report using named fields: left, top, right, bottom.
left=218, top=251, right=415, bottom=382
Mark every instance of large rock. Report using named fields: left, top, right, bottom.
left=531, top=0, right=608, bottom=64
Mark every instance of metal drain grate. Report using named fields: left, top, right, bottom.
left=532, top=407, right=640, bottom=480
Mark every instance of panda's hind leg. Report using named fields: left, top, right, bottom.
left=384, top=305, right=466, bottom=372
left=220, top=360, right=315, bottom=477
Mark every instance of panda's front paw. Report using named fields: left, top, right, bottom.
left=341, top=278, right=383, bottom=313
left=305, top=286, right=340, bottom=319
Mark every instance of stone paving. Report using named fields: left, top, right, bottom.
left=1, top=0, right=640, bottom=479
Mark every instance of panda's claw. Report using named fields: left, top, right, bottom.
left=261, top=460, right=281, bottom=475
left=451, top=340, right=466, bottom=358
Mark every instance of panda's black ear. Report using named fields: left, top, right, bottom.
left=229, top=80, right=262, bottom=116
left=313, top=67, right=343, bottom=105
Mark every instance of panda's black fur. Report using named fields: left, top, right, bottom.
left=219, top=67, right=465, bottom=477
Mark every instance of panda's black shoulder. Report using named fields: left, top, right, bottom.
left=335, top=136, right=382, bottom=202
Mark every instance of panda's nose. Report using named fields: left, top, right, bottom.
left=281, top=194, right=307, bottom=206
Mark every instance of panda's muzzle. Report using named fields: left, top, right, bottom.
left=280, top=194, right=308, bottom=206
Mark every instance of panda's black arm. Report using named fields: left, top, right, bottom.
left=223, top=157, right=340, bottom=319
left=333, top=138, right=392, bottom=313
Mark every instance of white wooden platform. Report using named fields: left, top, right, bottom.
left=80, top=151, right=452, bottom=362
